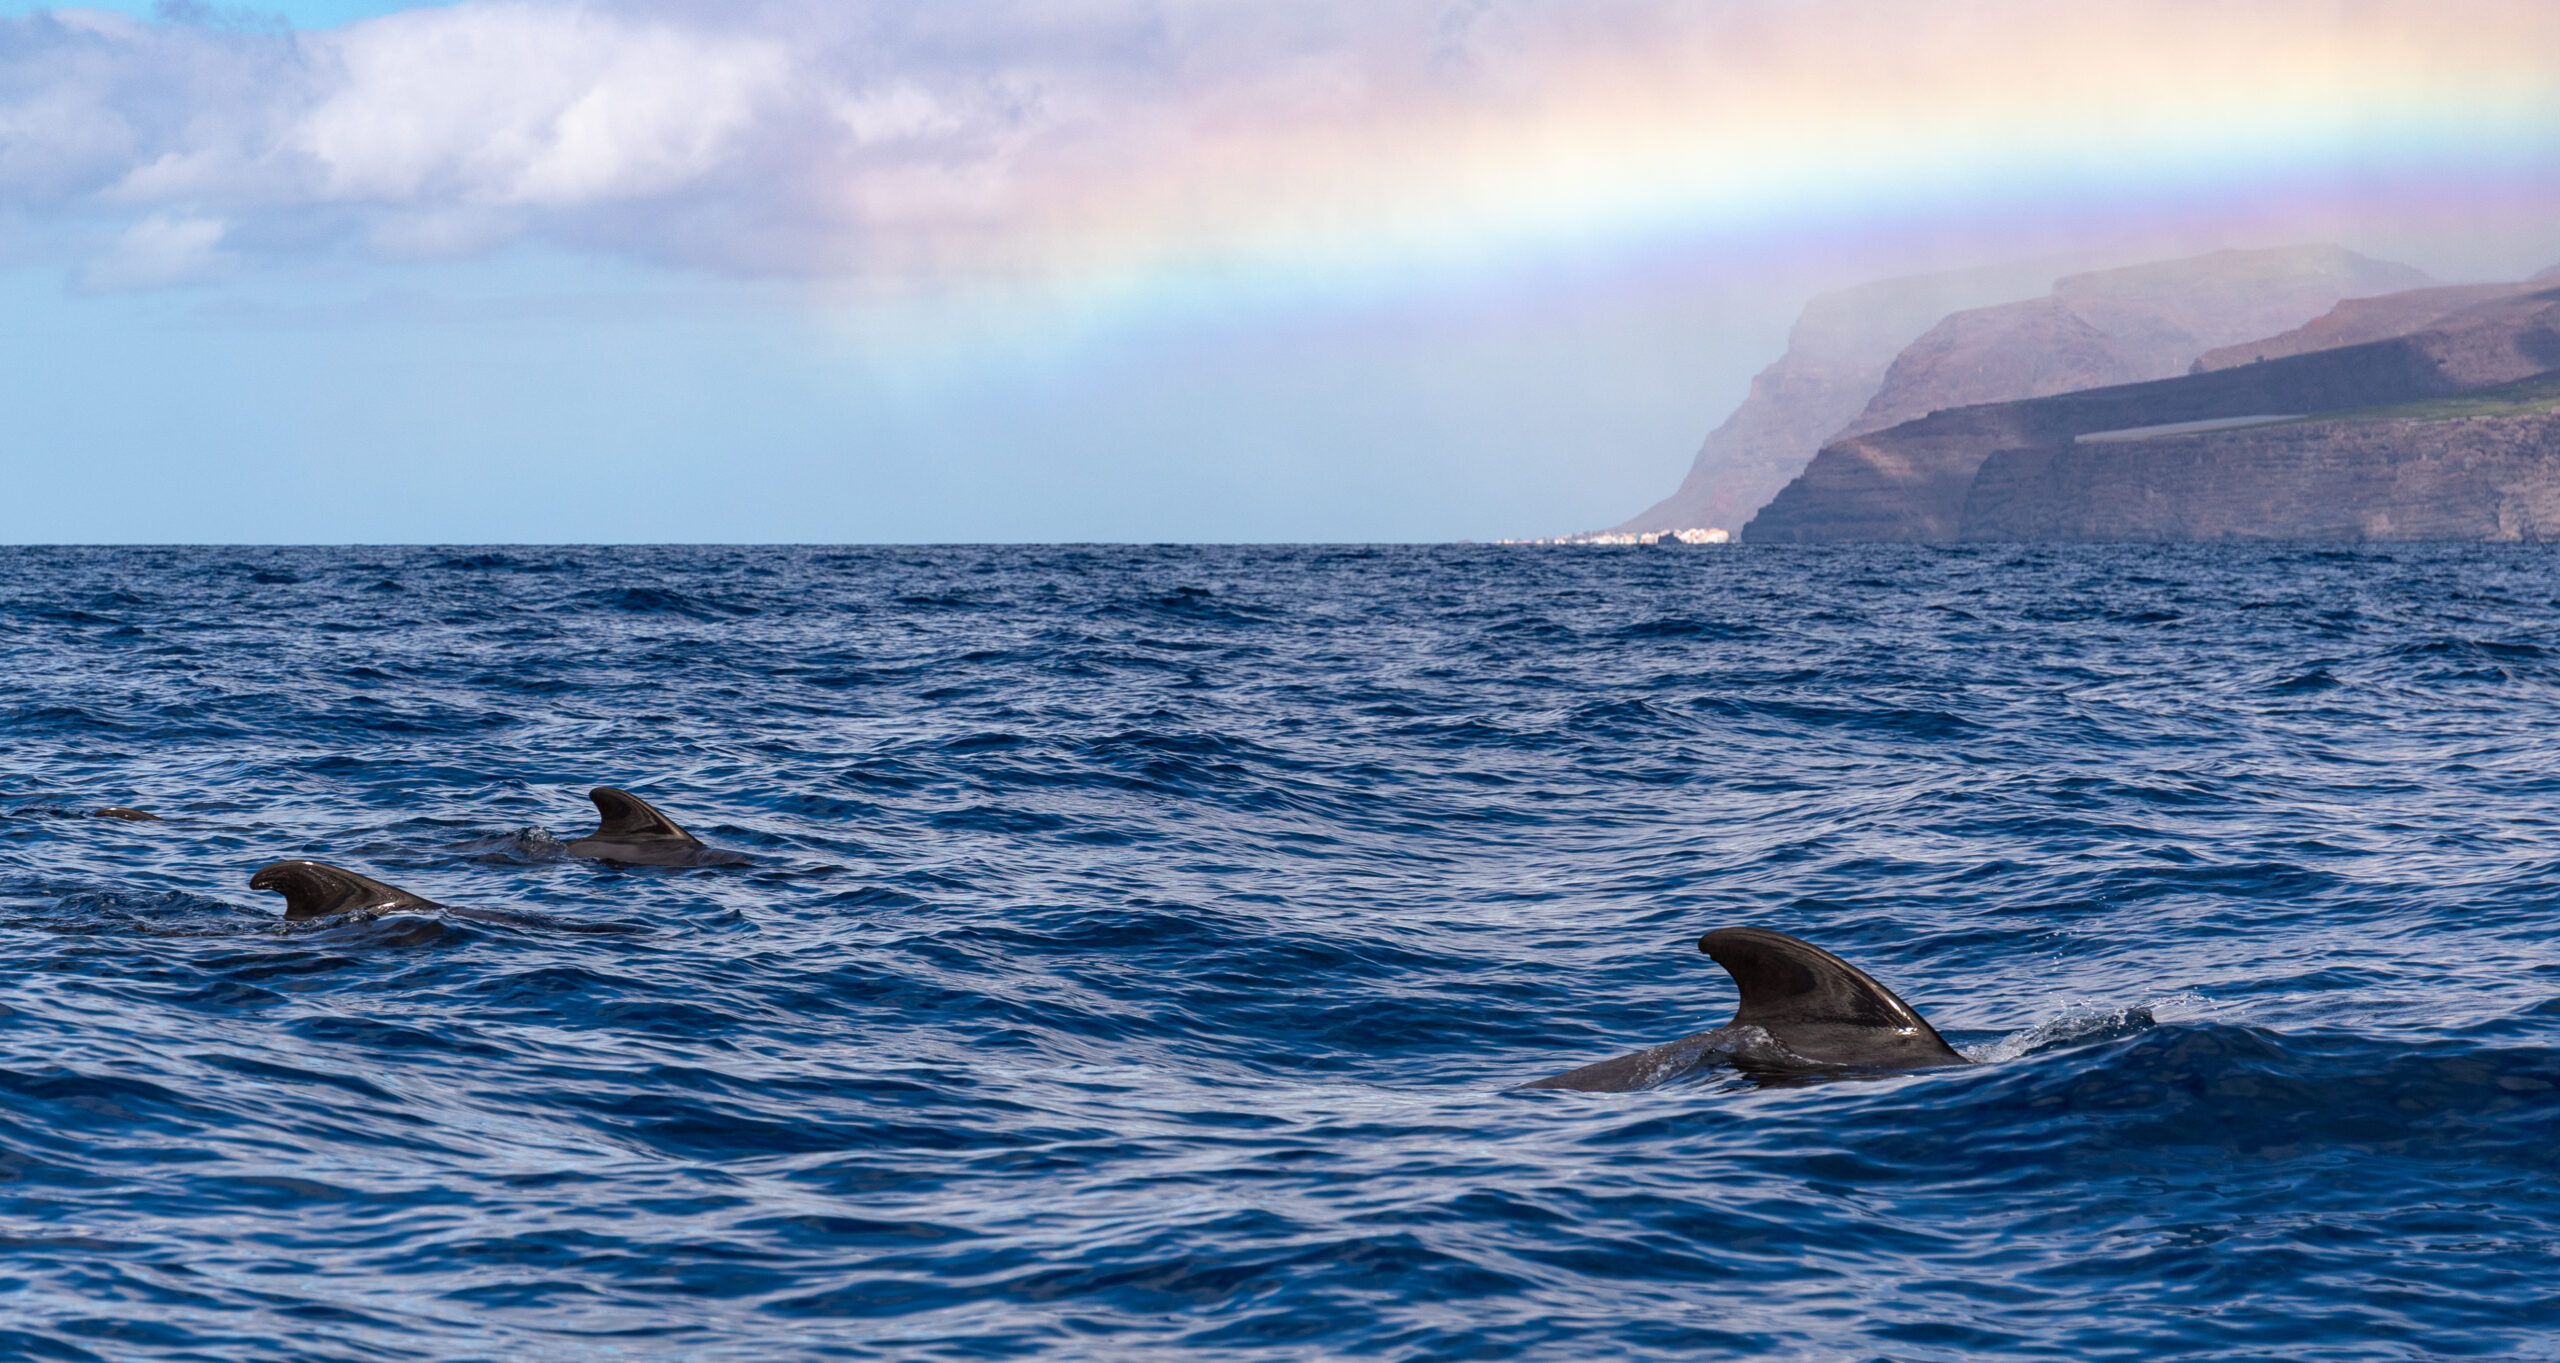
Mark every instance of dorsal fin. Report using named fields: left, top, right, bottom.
left=586, top=787, right=702, bottom=844
left=249, top=860, right=442, bottom=922
left=1700, top=927, right=1967, bottom=1068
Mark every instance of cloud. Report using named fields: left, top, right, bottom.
left=301, top=5, right=786, bottom=206
left=2, top=0, right=2557, bottom=290
left=77, top=209, right=230, bottom=288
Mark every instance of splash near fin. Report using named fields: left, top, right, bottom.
left=249, top=860, right=442, bottom=922
left=1700, top=927, right=1966, bottom=1069
left=585, top=788, right=702, bottom=845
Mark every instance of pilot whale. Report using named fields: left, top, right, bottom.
left=249, top=859, right=639, bottom=933
left=250, top=860, right=445, bottom=921
left=564, top=787, right=751, bottom=867
left=1525, top=927, right=1969, bottom=1091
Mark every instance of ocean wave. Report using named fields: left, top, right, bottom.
left=2, top=544, right=2557, bottom=1359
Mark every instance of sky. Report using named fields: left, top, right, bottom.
left=3, top=0, right=2558, bottom=544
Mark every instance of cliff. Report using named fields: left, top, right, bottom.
left=1840, top=246, right=2431, bottom=438
left=1833, top=298, right=2144, bottom=438
left=2049, top=247, right=2434, bottom=377
left=1611, top=261, right=2061, bottom=533
left=1960, top=409, right=2560, bottom=542
left=1614, top=245, right=2428, bottom=534
left=2190, top=282, right=2535, bottom=373
left=1743, top=284, right=2560, bottom=543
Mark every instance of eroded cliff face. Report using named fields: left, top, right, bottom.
left=1744, top=334, right=2486, bottom=542
left=1839, top=246, right=2432, bottom=439
left=1834, top=298, right=2143, bottom=439
left=1614, top=245, right=2429, bottom=535
left=1611, top=262, right=2060, bottom=534
left=2049, top=246, right=2433, bottom=376
left=1610, top=328, right=1915, bottom=534
left=1960, top=414, right=2560, bottom=542
left=1732, top=403, right=2069, bottom=543
left=1745, top=286, right=2560, bottom=543
left=2189, top=283, right=2533, bottom=373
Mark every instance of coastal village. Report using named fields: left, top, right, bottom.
left=1498, top=527, right=1731, bottom=546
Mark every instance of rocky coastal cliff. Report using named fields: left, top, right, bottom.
left=1743, top=284, right=2560, bottom=543
left=1610, top=261, right=2061, bottom=533
left=1614, top=245, right=2428, bottom=534
left=1839, top=247, right=2430, bottom=438
left=2189, top=282, right=2537, bottom=373
left=1960, top=410, right=2560, bottom=542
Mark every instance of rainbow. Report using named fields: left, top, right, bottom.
left=897, top=0, right=2560, bottom=333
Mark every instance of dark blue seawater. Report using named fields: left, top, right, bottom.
left=3, top=544, right=2556, bottom=1361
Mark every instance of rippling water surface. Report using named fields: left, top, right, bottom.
left=3, top=544, right=2556, bottom=1361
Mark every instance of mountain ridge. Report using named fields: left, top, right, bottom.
left=1613, top=245, right=2430, bottom=534
left=1742, top=282, right=2560, bottom=543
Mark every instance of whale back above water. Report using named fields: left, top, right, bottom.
left=564, top=787, right=750, bottom=867
left=1525, top=926, right=1968, bottom=1091
left=1705, top=927, right=1966, bottom=1069
left=250, top=860, right=443, bottom=922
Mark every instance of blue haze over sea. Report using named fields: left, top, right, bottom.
left=1, top=543, right=2555, bottom=1360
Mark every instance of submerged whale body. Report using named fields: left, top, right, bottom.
left=564, top=787, right=751, bottom=867
left=250, top=860, right=443, bottom=922
left=1525, top=927, right=1969, bottom=1091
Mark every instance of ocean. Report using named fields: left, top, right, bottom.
left=2, top=543, right=2554, bottom=1361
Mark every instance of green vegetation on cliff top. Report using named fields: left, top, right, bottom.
left=2299, top=370, right=2560, bottom=426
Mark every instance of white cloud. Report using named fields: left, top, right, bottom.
left=301, top=5, right=788, bottom=206
left=0, top=0, right=1187, bottom=276
left=78, top=210, right=230, bottom=289
left=0, top=0, right=2554, bottom=288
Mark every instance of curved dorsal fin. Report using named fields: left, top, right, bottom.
left=249, top=860, right=442, bottom=922
left=1700, top=927, right=1966, bottom=1068
left=586, top=787, right=701, bottom=844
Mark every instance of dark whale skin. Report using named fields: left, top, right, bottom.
left=562, top=787, right=752, bottom=867
left=247, top=859, right=641, bottom=935
left=249, top=860, right=443, bottom=922
left=1525, top=927, right=1970, bottom=1091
